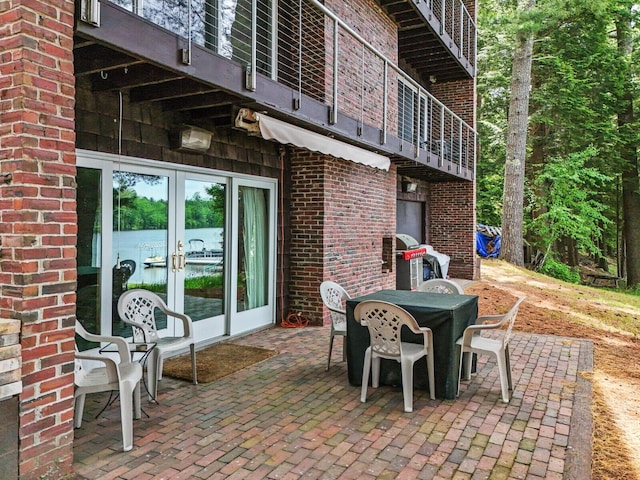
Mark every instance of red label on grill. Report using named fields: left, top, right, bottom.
left=401, top=247, right=426, bottom=260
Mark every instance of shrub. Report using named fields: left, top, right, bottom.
left=539, top=257, right=581, bottom=284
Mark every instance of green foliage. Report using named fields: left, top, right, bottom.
left=114, top=186, right=224, bottom=231
left=539, top=257, right=581, bottom=283
left=477, top=0, right=628, bottom=262
left=184, top=274, right=224, bottom=289
left=527, top=147, right=612, bottom=255
left=130, top=273, right=239, bottom=292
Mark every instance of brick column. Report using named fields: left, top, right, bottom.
left=0, top=0, right=77, bottom=478
left=429, top=181, right=478, bottom=279
left=289, top=149, right=396, bottom=325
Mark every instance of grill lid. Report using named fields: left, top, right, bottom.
left=396, top=233, right=420, bottom=250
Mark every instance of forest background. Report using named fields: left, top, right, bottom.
left=476, top=0, right=640, bottom=287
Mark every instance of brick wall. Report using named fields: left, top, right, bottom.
left=0, top=0, right=77, bottom=478
left=429, top=78, right=475, bottom=125
left=428, top=180, right=477, bottom=279
left=288, top=149, right=396, bottom=325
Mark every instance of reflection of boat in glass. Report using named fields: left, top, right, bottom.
left=185, top=239, right=223, bottom=267
left=143, top=255, right=167, bottom=268
left=142, top=239, right=223, bottom=268
left=141, top=241, right=167, bottom=268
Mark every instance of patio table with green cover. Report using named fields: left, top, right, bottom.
left=346, top=289, right=479, bottom=400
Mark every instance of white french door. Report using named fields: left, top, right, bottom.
left=76, top=150, right=276, bottom=347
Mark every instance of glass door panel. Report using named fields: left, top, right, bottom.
left=178, top=177, right=227, bottom=339
left=76, top=167, right=103, bottom=350
left=112, top=170, right=171, bottom=337
left=237, top=185, right=269, bottom=312
left=230, top=179, right=276, bottom=335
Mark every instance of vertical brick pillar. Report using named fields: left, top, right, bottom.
left=429, top=181, right=478, bottom=279
left=289, top=149, right=396, bottom=325
left=0, top=1, right=77, bottom=478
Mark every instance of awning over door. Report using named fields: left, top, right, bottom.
left=235, top=109, right=390, bottom=171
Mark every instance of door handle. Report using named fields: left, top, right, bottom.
left=171, top=252, right=178, bottom=272
left=177, top=240, right=185, bottom=271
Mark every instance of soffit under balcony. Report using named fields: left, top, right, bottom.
left=376, top=0, right=475, bottom=82
left=73, top=2, right=473, bottom=184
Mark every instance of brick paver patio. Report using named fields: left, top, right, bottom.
left=73, top=325, right=592, bottom=479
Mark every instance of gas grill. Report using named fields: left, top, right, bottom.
left=395, top=234, right=427, bottom=290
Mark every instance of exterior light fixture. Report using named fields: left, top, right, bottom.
left=402, top=179, right=418, bottom=193
left=171, top=126, right=213, bottom=152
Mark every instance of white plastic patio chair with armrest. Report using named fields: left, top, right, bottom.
left=355, top=300, right=435, bottom=413
left=418, top=278, right=464, bottom=294
left=456, top=296, right=526, bottom=403
left=74, top=320, right=142, bottom=452
left=117, top=288, right=197, bottom=400
left=320, top=281, right=351, bottom=370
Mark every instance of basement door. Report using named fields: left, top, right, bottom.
left=75, top=150, right=276, bottom=347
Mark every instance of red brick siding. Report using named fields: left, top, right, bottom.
left=429, top=78, right=475, bottom=126
left=428, top=181, right=477, bottom=279
left=0, top=0, right=76, bottom=478
left=288, top=149, right=396, bottom=325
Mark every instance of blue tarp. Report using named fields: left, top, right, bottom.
left=476, top=229, right=501, bottom=258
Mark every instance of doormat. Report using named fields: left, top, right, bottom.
left=162, top=343, right=278, bottom=383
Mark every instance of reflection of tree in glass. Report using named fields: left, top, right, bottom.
left=113, top=172, right=162, bottom=191
left=206, top=183, right=226, bottom=228
left=114, top=173, right=167, bottom=231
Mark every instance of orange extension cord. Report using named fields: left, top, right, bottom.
left=281, top=311, right=310, bottom=328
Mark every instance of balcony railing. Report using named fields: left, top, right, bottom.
left=103, top=0, right=476, bottom=174
left=429, top=0, right=476, bottom=67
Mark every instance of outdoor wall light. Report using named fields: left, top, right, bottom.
left=402, top=180, right=418, bottom=193
left=171, top=126, right=213, bottom=152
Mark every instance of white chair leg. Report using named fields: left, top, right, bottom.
left=133, top=380, right=141, bottom=420
left=119, top=383, right=134, bottom=452
left=426, top=351, right=435, bottom=400
left=74, top=394, right=86, bottom=428
left=360, top=348, right=372, bottom=403
left=190, top=343, right=198, bottom=384
left=457, top=346, right=465, bottom=397
left=496, top=351, right=510, bottom=403
left=157, top=355, right=164, bottom=381
left=147, top=349, right=160, bottom=401
left=400, top=358, right=414, bottom=413
left=505, top=345, right=513, bottom=391
left=327, top=333, right=335, bottom=371
left=371, top=355, right=381, bottom=388
left=463, top=351, right=473, bottom=381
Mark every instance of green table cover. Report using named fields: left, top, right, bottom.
left=346, top=289, right=479, bottom=400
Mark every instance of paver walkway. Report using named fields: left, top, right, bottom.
left=73, top=325, right=592, bottom=479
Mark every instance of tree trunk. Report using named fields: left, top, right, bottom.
left=616, top=10, right=640, bottom=287
left=500, top=0, right=535, bottom=267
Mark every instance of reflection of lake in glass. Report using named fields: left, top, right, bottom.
left=110, top=228, right=224, bottom=285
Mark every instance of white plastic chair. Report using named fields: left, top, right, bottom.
left=320, top=281, right=351, bottom=370
left=418, top=278, right=464, bottom=294
left=355, top=300, right=435, bottom=413
left=74, top=321, right=142, bottom=452
left=117, top=289, right=197, bottom=400
left=456, top=297, right=526, bottom=403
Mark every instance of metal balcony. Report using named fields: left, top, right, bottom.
left=75, top=0, right=476, bottom=181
